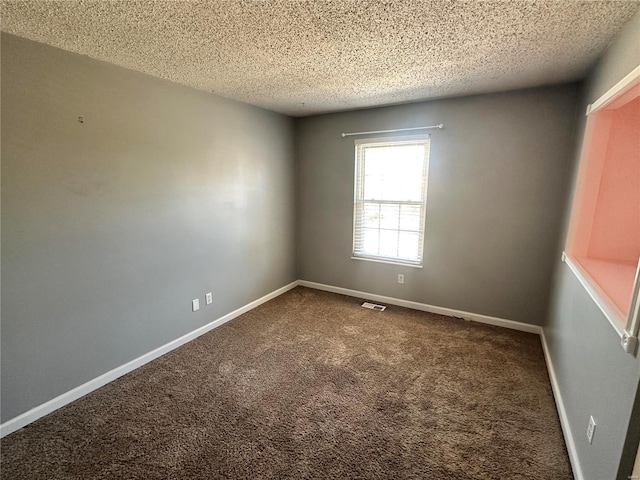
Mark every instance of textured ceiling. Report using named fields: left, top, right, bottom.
left=1, top=1, right=639, bottom=117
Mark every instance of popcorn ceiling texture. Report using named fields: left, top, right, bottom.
left=1, top=0, right=639, bottom=116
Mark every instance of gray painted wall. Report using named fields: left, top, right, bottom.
left=1, top=33, right=297, bottom=423
left=545, top=11, right=640, bottom=480
left=296, top=86, right=580, bottom=326
left=4, top=14, right=639, bottom=478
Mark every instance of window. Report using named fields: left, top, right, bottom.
left=564, top=65, right=640, bottom=353
left=352, top=135, right=430, bottom=266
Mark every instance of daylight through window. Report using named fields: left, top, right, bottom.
left=352, top=136, right=430, bottom=266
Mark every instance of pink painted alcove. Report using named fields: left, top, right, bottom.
left=566, top=80, right=640, bottom=326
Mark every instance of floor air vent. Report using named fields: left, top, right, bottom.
left=361, top=301, right=386, bottom=311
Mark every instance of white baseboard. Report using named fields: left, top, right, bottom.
left=2, top=277, right=580, bottom=480
left=540, top=330, right=584, bottom=480
left=0, top=280, right=300, bottom=439
left=298, top=280, right=542, bottom=334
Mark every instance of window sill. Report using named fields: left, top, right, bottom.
left=562, top=252, right=627, bottom=337
left=351, top=256, right=423, bottom=268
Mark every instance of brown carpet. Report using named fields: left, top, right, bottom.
left=1, top=287, right=572, bottom=479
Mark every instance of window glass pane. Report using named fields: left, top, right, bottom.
left=362, top=228, right=379, bottom=255
left=353, top=137, right=429, bottom=265
left=379, top=229, right=398, bottom=257
left=363, top=203, right=380, bottom=228
left=398, top=232, right=419, bottom=260
left=363, top=168, right=383, bottom=199
left=399, top=204, right=421, bottom=232
left=380, top=204, right=400, bottom=229
left=364, top=145, right=424, bottom=201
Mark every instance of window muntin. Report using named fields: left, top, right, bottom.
left=353, top=136, right=430, bottom=266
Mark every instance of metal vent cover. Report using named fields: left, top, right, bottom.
left=361, top=302, right=386, bottom=312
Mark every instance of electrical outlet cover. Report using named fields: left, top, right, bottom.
left=192, top=299, right=200, bottom=312
left=205, top=292, right=213, bottom=305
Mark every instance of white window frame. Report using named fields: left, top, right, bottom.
left=351, top=135, right=430, bottom=267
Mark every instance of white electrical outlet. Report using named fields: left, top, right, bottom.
left=192, top=298, right=200, bottom=312
left=205, top=292, right=213, bottom=305
left=398, top=274, right=404, bottom=284
left=587, top=416, right=596, bottom=444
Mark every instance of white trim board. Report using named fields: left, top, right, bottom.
left=0, top=280, right=299, bottom=439
left=562, top=253, right=625, bottom=338
left=1, top=278, right=583, bottom=480
left=587, top=64, right=640, bottom=114
left=298, top=280, right=542, bottom=334
left=540, top=330, right=584, bottom=480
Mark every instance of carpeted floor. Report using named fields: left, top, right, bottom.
left=1, top=287, right=572, bottom=479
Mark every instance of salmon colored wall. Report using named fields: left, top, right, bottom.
left=566, top=81, right=640, bottom=318
left=589, top=93, right=640, bottom=262
left=567, top=113, right=612, bottom=258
